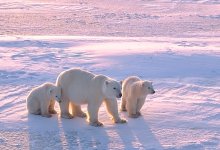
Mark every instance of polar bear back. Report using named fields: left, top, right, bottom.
left=27, top=83, right=52, bottom=102
left=122, top=76, right=141, bottom=96
left=56, top=68, right=107, bottom=104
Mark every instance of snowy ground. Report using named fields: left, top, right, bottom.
left=0, top=0, right=220, bottom=150
left=0, top=0, right=220, bottom=37
left=0, top=36, right=219, bottom=150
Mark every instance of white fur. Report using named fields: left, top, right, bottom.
left=121, top=76, right=155, bottom=118
left=26, top=82, right=61, bottom=118
left=56, top=68, right=126, bottom=126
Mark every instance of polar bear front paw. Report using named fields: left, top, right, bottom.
left=129, top=113, right=139, bottom=118
left=41, top=114, right=52, bottom=118
left=61, top=113, right=74, bottom=119
left=49, top=109, right=57, bottom=114
left=120, top=107, right=127, bottom=112
left=77, top=112, right=87, bottom=118
left=89, top=121, right=103, bottom=127
left=115, top=118, right=127, bottom=124
left=137, top=112, right=142, bottom=116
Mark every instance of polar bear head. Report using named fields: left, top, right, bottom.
left=102, top=79, right=122, bottom=100
left=49, top=86, right=62, bottom=103
left=141, top=81, right=155, bottom=95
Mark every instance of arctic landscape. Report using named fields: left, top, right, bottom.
left=0, top=0, right=220, bottom=149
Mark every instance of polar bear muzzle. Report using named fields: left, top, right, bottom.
left=55, top=96, right=62, bottom=103
left=116, top=92, right=122, bottom=98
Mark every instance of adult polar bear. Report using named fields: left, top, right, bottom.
left=56, top=68, right=126, bottom=126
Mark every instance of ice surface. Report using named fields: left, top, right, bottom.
left=0, top=0, right=220, bottom=149
left=0, top=36, right=219, bottom=149
left=0, top=0, right=220, bottom=37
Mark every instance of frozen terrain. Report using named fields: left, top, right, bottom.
left=0, top=0, right=220, bottom=37
left=0, top=36, right=219, bottom=150
left=0, top=0, right=220, bottom=150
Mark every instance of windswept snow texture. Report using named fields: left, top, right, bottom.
left=0, top=0, right=220, bottom=37
left=0, top=36, right=219, bottom=150
left=0, top=0, right=220, bottom=150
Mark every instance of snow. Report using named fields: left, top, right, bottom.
left=0, top=0, right=220, bottom=149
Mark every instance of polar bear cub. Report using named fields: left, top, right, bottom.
left=56, top=68, right=126, bottom=126
left=121, top=76, right=155, bottom=118
left=26, top=82, right=61, bottom=118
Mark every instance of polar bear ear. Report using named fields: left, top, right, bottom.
left=141, top=82, right=145, bottom=87
left=48, top=87, right=54, bottom=95
left=105, top=80, right=109, bottom=86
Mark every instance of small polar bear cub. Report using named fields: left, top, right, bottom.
left=26, top=82, right=61, bottom=118
left=121, top=76, right=155, bottom=118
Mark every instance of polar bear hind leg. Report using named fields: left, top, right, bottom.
left=70, top=102, right=86, bottom=118
left=40, top=100, right=52, bottom=118
left=59, top=95, right=73, bottom=119
left=31, top=109, right=41, bottom=115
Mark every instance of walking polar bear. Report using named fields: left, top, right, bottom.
left=26, top=82, right=61, bottom=118
left=56, top=68, right=126, bottom=126
left=121, top=76, right=155, bottom=118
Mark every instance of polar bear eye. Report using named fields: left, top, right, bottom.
left=113, top=87, right=116, bottom=90
left=148, top=87, right=151, bottom=90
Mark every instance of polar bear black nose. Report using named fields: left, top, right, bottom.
left=119, top=93, right=122, bottom=98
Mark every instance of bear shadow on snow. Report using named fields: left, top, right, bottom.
left=59, top=117, right=110, bottom=149
left=27, top=114, right=64, bottom=149
left=115, top=116, right=163, bottom=149
left=58, top=112, right=163, bottom=149
left=26, top=108, right=162, bottom=149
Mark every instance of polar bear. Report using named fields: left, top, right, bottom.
left=26, top=82, right=61, bottom=118
left=56, top=68, right=126, bottom=126
left=121, top=76, right=155, bottom=118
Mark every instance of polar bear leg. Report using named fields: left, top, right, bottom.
left=49, top=100, right=57, bottom=114
left=71, top=102, right=86, bottom=118
left=127, top=97, right=139, bottom=118
left=104, top=99, right=126, bottom=124
left=40, top=100, right=52, bottom=118
left=136, top=98, right=145, bottom=116
left=120, top=96, right=127, bottom=111
left=31, top=109, right=41, bottom=115
left=87, top=101, right=103, bottom=127
left=28, top=99, right=41, bottom=115
left=59, top=96, right=73, bottom=119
